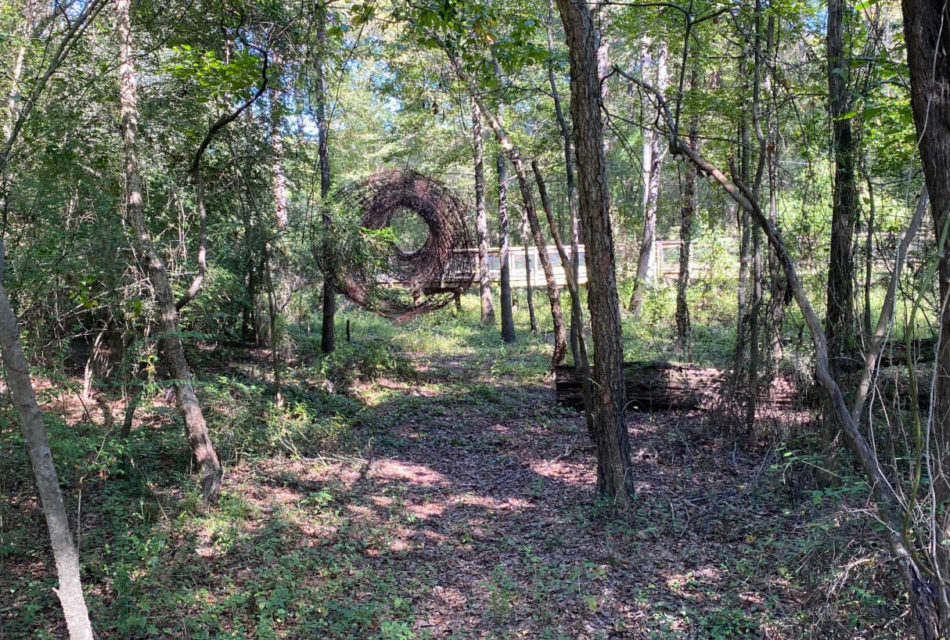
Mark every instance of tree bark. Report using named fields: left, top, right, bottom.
left=826, top=0, right=858, bottom=382
left=317, top=4, right=335, bottom=354
left=903, top=0, right=950, bottom=633
left=497, top=151, right=517, bottom=343
left=545, top=0, right=582, bottom=365
left=472, top=99, right=495, bottom=324
left=116, top=0, right=222, bottom=503
left=556, top=0, right=633, bottom=504
left=0, top=244, right=94, bottom=639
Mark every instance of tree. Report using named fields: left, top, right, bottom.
left=556, top=0, right=633, bottom=503
left=0, top=247, right=94, bottom=638
left=628, top=37, right=668, bottom=318
left=903, top=0, right=950, bottom=633
left=675, top=117, right=697, bottom=353
left=472, top=99, right=495, bottom=324
left=0, top=0, right=105, bottom=634
left=825, top=0, right=859, bottom=382
left=497, top=148, right=517, bottom=343
left=317, top=2, right=336, bottom=354
left=116, top=0, right=223, bottom=503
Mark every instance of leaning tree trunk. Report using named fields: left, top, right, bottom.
left=903, top=0, right=950, bottom=634
left=116, top=0, right=222, bottom=502
left=623, top=53, right=942, bottom=639
left=441, top=49, right=567, bottom=365
left=0, top=245, right=94, bottom=639
left=472, top=100, right=495, bottom=324
left=556, top=0, right=633, bottom=504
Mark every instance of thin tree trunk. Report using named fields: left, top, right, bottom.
left=116, top=0, right=222, bottom=502
left=676, top=121, right=697, bottom=354
left=263, top=240, right=282, bottom=407
left=522, top=208, right=538, bottom=333
left=175, top=42, right=268, bottom=314
left=629, top=39, right=667, bottom=318
left=546, top=0, right=582, bottom=365
left=317, top=5, right=335, bottom=354
left=533, top=161, right=589, bottom=365
left=862, top=167, right=875, bottom=339
left=497, top=152, right=517, bottom=343
left=745, top=6, right=772, bottom=432
left=556, top=0, right=633, bottom=504
left=0, top=244, right=94, bottom=638
left=472, top=99, right=495, bottom=324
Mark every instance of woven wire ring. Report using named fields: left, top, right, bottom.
left=331, top=170, right=475, bottom=320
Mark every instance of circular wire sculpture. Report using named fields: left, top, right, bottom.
left=330, top=170, right=475, bottom=321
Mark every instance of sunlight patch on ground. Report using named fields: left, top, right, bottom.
left=450, top=493, right=534, bottom=512
left=368, top=459, right=450, bottom=487
left=406, top=501, right=445, bottom=519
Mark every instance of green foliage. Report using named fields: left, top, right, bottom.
left=315, top=338, right=416, bottom=394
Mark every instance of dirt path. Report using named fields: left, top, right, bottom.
left=2, top=351, right=905, bottom=638
left=214, top=354, right=902, bottom=638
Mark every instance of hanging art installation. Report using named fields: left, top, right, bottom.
left=324, top=170, right=475, bottom=320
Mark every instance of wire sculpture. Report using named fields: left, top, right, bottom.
left=330, top=170, right=475, bottom=320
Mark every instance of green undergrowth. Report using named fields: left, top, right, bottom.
left=0, top=290, right=914, bottom=638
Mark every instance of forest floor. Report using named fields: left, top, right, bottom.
left=1, top=310, right=911, bottom=639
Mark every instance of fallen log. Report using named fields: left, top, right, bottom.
left=555, top=362, right=720, bottom=411
left=555, top=362, right=799, bottom=411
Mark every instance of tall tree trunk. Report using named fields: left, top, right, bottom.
left=497, top=152, right=517, bottom=343
left=472, top=100, right=495, bottom=324
left=546, top=0, right=582, bottom=366
left=826, top=0, right=858, bottom=384
left=903, top=0, right=950, bottom=633
left=556, top=0, right=633, bottom=503
left=0, top=245, right=94, bottom=639
left=629, top=39, right=668, bottom=318
left=317, top=5, right=335, bottom=354
left=116, top=0, right=222, bottom=502
left=744, top=5, right=772, bottom=432
left=676, top=120, right=698, bottom=354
